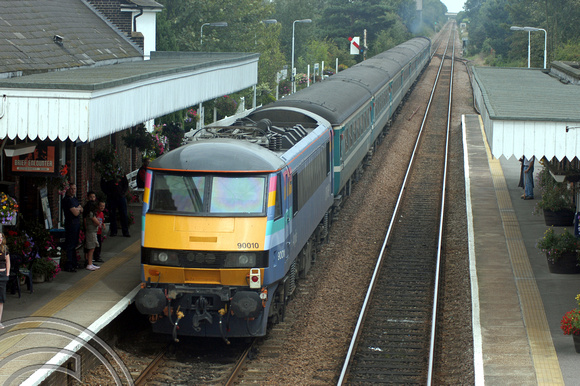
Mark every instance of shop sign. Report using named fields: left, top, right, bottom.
left=11, top=143, right=58, bottom=175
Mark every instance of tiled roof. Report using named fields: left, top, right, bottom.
left=127, top=0, right=163, bottom=8
left=0, top=0, right=142, bottom=75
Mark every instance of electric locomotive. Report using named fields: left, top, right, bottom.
left=134, top=37, right=431, bottom=340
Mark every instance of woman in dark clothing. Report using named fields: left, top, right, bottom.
left=0, top=232, right=11, bottom=329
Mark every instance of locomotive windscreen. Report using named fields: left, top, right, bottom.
left=149, top=172, right=267, bottom=215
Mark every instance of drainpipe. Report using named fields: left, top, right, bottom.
left=133, top=7, right=144, bottom=32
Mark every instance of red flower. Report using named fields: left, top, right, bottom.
left=561, top=310, right=580, bottom=335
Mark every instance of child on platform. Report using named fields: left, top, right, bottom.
left=83, top=200, right=101, bottom=271
left=94, top=201, right=106, bottom=263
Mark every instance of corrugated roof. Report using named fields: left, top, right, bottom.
left=472, top=67, right=580, bottom=122
left=0, top=0, right=142, bottom=75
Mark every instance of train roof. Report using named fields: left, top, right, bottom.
left=259, top=37, right=430, bottom=125
left=149, top=139, right=286, bottom=173
left=268, top=76, right=373, bottom=125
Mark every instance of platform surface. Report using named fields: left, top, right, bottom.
left=465, top=114, right=580, bottom=385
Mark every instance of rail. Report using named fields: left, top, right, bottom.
left=337, top=22, right=457, bottom=384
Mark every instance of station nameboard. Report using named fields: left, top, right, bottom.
left=11, top=143, right=57, bottom=175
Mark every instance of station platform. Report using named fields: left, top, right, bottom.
left=0, top=205, right=143, bottom=385
left=465, top=114, right=580, bottom=385
left=0, top=115, right=578, bottom=384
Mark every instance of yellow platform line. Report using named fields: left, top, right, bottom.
left=0, top=240, right=140, bottom=355
left=32, top=241, right=140, bottom=318
left=479, top=116, right=564, bottom=385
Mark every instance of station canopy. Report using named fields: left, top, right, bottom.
left=0, top=52, right=259, bottom=142
left=471, top=66, right=580, bottom=161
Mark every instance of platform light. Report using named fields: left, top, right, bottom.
left=200, top=22, right=228, bottom=48
left=291, top=19, right=313, bottom=94
left=510, top=25, right=547, bottom=69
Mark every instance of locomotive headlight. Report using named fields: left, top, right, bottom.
left=205, top=253, right=216, bottom=264
left=239, top=254, right=250, bottom=265
left=225, top=253, right=256, bottom=268
left=149, top=250, right=180, bottom=266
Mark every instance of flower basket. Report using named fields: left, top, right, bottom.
left=534, top=167, right=575, bottom=223
left=0, top=192, right=18, bottom=225
left=543, top=208, right=574, bottom=227
left=546, top=251, right=580, bottom=274
left=30, top=256, right=60, bottom=281
left=537, top=227, right=580, bottom=273
left=561, top=294, right=580, bottom=353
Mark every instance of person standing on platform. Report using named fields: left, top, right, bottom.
left=62, top=183, right=83, bottom=272
left=137, top=158, right=149, bottom=189
left=101, top=173, right=130, bottom=238
left=83, top=200, right=100, bottom=271
left=94, top=201, right=106, bottom=263
left=0, top=232, right=10, bottom=329
left=522, top=156, right=535, bottom=200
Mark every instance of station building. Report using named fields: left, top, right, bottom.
left=471, top=62, right=580, bottom=203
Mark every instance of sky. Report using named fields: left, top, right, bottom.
left=441, top=0, right=465, bottom=13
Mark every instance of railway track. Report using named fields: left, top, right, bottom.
left=338, top=24, right=457, bottom=385
left=132, top=337, right=251, bottom=385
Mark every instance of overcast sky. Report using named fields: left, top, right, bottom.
left=441, top=0, right=465, bottom=13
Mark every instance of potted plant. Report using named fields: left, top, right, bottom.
left=5, top=229, right=33, bottom=257
left=30, top=256, right=60, bottom=282
left=534, top=167, right=575, bottom=226
left=536, top=227, right=580, bottom=274
left=560, top=294, right=580, bottom=353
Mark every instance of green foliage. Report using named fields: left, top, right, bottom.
left=534, top=167, right=575, bottom=213
left=214, top=95, right=238, bottom=118
left=373, top=17, right=413, bottom=55
left=240, top=83, right=277, bottom=107
left=154, top=0, right=448, bottom=105
left=554, top=39, right=580, bottom=61
left=537, top=227, right=580, bottom=263
left=122, top=125, right=155, bottom=153
left=466, top=0, right=580, bottom=66
left=161, top=122, right=184, bottom=151
left=93, top=146, right=124, bottom=181
left=30, top=256, right=59, bottom=278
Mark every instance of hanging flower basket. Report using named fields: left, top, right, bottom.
left=0, top=192, right=18, bottom=225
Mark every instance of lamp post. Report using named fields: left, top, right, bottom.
left=510, top=26, right=530, bottom=68
left=200, top=22, right=228, bottom=48
left=291, top=19, right=312, bottom=94
left=511, top=25, right=547, bottom=69
left=524, top=26, right=547, bottom=69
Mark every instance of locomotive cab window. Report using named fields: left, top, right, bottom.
left=150, top=172, right=267, bottom=216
